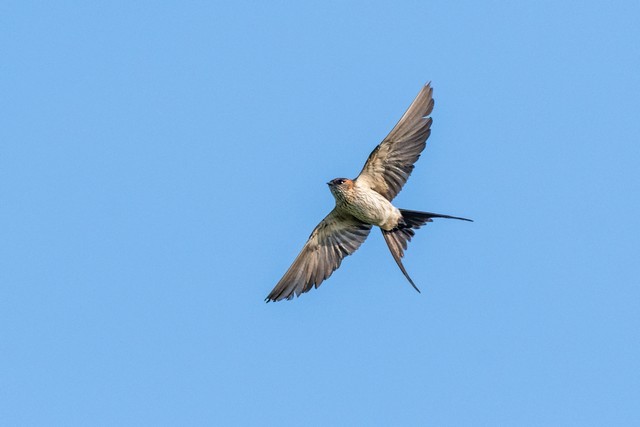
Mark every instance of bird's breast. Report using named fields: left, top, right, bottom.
left=340, top=187, right=401, bottom=230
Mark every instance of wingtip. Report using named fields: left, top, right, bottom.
left=265, top=293, right=281, bottom=303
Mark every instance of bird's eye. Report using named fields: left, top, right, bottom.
left=337, top=179, right=345, bottom=184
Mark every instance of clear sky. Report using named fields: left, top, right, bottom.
left=2, top=1, right=639, bottom=425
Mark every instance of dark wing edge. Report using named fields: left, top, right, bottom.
left=355, top=83, right=434, bottom=201
left=265, top=210, right=372, bottom=302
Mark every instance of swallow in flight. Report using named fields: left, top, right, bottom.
left=266, top=83, right=471, bottom=302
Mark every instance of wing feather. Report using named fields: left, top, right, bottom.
left=266, top=209, right=372, bottom=302
left=356, top=83, right=434, bottom=200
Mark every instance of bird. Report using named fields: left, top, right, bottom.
left=266, top=83, right=471, bottom=302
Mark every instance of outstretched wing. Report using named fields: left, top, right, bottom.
left=356, top=83, right=434, bottom=201
left=266, top=209, right=372, bottom=302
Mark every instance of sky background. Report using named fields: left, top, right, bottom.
left=2, top=1, right=639, bottom=425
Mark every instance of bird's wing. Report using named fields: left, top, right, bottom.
left=355, top=83, right=434, bottom=201
left=266, top=209, right=372, bottom=302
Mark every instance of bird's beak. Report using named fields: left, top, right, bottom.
left=327, top=181, right=333, bottom=186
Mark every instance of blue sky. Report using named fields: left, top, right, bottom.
left=2, top=1, right=639, bottom=425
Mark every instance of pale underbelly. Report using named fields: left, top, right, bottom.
left=342, top=195, right=401, bottom=230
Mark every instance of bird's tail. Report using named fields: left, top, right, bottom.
left=381, top=209, right=472, bottom=293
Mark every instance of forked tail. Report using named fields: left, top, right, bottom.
left=381, top=209, right=472, bottom=292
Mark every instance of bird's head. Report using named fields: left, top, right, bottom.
left=327, top=178, right=353, bottom=201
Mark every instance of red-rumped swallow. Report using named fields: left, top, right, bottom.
left=266, top=83, right=471, bottom=302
